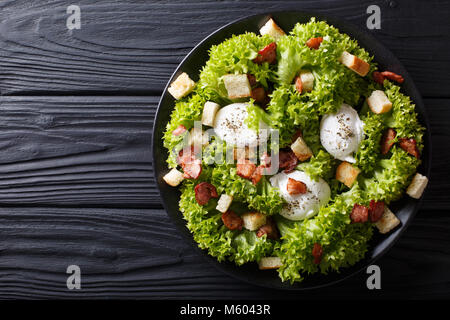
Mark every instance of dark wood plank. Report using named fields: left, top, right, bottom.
left=0, top=96, right=447, bottom=209
left=0, top=96, right=158, bottom=207
left=0, top=0, right=449, bottom=97
left=0, top=207, right=447, bottom=299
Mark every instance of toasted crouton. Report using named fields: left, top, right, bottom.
left=406, top=173, right=429, bottom=199
left=202, top=101, right=220, bottom=127
left=233, top=146, right=257, bottom=162
left=375, top=206, right=401, bottom=234
left=336, top=162, right=361, bottom=188
left=259, top=18, right=286, bottom=40
left=188, top=127, right=209, bottom=147
left=339, top=51, right=370, bottom=77
left=167, top=72, right=196, bottom=100
left=242, top=212, right=267, bottom=231
left=163, top=168, right=184, bottom=187
left=367, top=90, right=392, bottom=114
left=291, top=136, right=313, bottom=161
left=223, top=74, right=251, bottom=99
left=299, top=71, right=315, bottom=92
left=216, top=194, right=233, bottom=213
left=258, top=257, right=282, bottom=270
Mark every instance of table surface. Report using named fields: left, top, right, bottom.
left=0, top=0, right=449, bottom=299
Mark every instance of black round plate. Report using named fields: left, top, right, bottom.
left=152, top=11, right=432, bottom=290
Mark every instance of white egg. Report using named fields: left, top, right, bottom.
left=213, top=103, right=269, bottom=147
left=270, top=171, right=331, bottom=221
left=320, top=103, right=364, bottom=163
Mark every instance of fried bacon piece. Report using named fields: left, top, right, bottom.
left=251, top=165, right=266, bottom=185
left=286, top=178, right=307, bottom=195
left=294, top=76, right=303, bottom=94
left=350, top=203, right=369, bottom=223
left=312, top=243, right=323, bottom=265
left=368, top=200, right=385, bottom=223
left=398, top=138, right=420, bottom=158
left=256, top=217, right=279, bottom=240
left=372, top=71, right=404, bottom=84
left=306, top=37, right=323, bottom=50
left=221, top=210, right=243, bottom=231
left=380, top=128, right=397, bottom=155
left=172, top=124, right=187, bottom=136
left=251, top=87, right=270, bottom=107
left=278, top=149, right=299, bottom=173
left=236, top=159, right=257, bottom=179
left=177, top=146, right=202, bottom=179
left=253, top=42, right=277, bottom=65
left=194, top=182, right=218, bottom=205
left=247, top=73, right=257, bottom=87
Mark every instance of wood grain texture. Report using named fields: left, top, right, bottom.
left=0, top=207, right=448, bottom=299
left=0, top=96, right=158, bottom=207
left=0, top=0, right=449, bottom=97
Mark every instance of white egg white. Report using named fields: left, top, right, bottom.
left=213, top=103, right=269, bottom=147
left=270, top=171, right=331, bottom=221
left=320, top=103, right=364, bottom=163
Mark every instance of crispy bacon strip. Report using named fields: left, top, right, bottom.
left=194, top=182, right=218, bottom=205
left=380, top=128, right=397, bottom=155
left=287, top=178, right=307, bottom=195
left=350, top=203, right=369, bottom=223
left=251, top=87, right=270, bottom=107
left=256, top=218, right=279, bottom=240
left=295, top=76, right=303, bottom=94
left=278, top=149, right=299, bottom=173
left=381, top=71, right=404, bottom=84
left=306, top=37, right=323, bottom=50
left=373, top=70, right=404, bottom=84
left=221, top=210, right=243, bottom=230
left=236, top=159, right=257, bottom=179
left=291, top=129, right=303, bottom=143
left=253, top=42, right=277, bottom=65
left=369, top=200, right=385, bottom=223
left=172, top=124, right=187, bottom=136
left=398, top=138, right=420, bottom=158
left=177, top=146, right=202, bottom=179
left=312, top=243, right=323, bottom=265
left=247, top=73, right=257, bottom=87
left=251, top=165, right=266, bottom=185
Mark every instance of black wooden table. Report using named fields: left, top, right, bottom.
left=0, top=0, right=449, bottom=300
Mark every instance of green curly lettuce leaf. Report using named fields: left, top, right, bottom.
left=297, top=149, right=338, bottom=182
left=276, top=185, right=372, bottom=283
left=362, top=147, right=420, bottom=203
left=179, top=173, right=274, bottom=265
left=198, top=32, right=276, bottom=99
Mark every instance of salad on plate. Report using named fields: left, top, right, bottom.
left=161, top=17, right=428, bottom=283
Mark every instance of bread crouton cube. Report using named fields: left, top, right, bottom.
left=406, top=173, right=429, bottom=199
left=163, top=168, right=184, bottom=187
left=336, top=161, right=361, bottom=187
left=291, top=136, right=313, bottom=161
left=223, top=74, right=251, bottom=99
left=299, top=71, right=315, bottom=92
left=241, top=212, right=267, bottom=231
left=367, top=90, right=392, bottom=114
left=167, top=72, right=196, bottom=100
left=233, top=146, right=257, bottom=162
left=339, top=51, right=370, bottom=77
left=259, top=18, right=286, bottom=40
left=375, top=206, right=401, bottom=234
left=201, top=101, right=220, bottom=127
left=188, top=127, right=209, bottom=147
left=216, top=194, right=233, bottom=213
left=258, top=257, right=282, bottom=270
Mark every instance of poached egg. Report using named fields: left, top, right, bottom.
left=213, top=103, right=269, bottom=147
left=320, top=103, right=364, bottom=163
left=270, top=170, right=331, bottom=221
